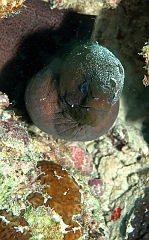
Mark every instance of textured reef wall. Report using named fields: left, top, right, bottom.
left=0, top=0, right=149, bottom=240
left=0, top=0, right=122, bottom=17
left=49, top=0, right=122, bottom=15
left=0, top=93, right=109, bottom=239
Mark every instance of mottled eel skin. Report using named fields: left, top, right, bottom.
left=0, top=0, right=124, bottom=141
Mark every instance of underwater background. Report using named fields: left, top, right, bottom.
left=0, top=0, right=149, bottom=239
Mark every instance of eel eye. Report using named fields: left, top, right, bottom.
left=80, top=82, right=89, bottom=94
left=112, top=93, right=115, bottom=100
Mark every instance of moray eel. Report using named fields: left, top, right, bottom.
left=25, top=41, right=124, bottom=141
left=0, top=0, right=124, bottom=141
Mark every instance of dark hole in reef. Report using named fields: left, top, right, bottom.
left=115, top=142, right=126, bottom=151
left=142, top=120, right=149, bottom=145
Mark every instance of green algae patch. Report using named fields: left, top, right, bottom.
left=24, top=206, right=65, bottom=240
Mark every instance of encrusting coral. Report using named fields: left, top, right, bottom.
left=49, top=0, right=122, bottom=15
left=0, top=92, right=108, bottom=239
left=141, top=40, right=149, bottom=87
left=0, top=0, right=25, bottom=18
left=128, top=192, right=149, bottom=240
left=1, top=0, right=149, bottom=238
left=37, top=160, right=82, bottom=238
left=1, top=89, right=149, bottom=240
left=0, top=209, right=32, bottom=239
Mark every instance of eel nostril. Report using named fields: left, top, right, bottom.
left=92, top=97, right=100, bottom=101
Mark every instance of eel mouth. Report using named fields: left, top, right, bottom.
left=79, top=105, right=110, bottom=113
left=61, top=92, right=112, bottom=112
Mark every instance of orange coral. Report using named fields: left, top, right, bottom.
left=37, top=160, right=82, bottom=238
left=26, top=192, right=44, bottom=208
left=0, top=0, right=25, bottom=18
left=0, top=210, right=31, bottom=239
left=0, top=161, right=82, bottom=239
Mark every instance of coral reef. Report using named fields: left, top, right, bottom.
left=0, top=210, right=32, bottom=239
left=141, top=40, right=149, bottom=87
left=66, top=142, right=93, bottom=175
left=86, top=119, right=149, bottom=239
left=0, top=0, right=25, bottom=18
left=88, top=179, right=105, bottom=199
left=127, top=192, right=149, bottom=239
left=0, top=92, right=109, bottom=239
left=0, top=91, right=9, bottom=113
left=110, top=206, right=122, bottom=221
left=0, top=92, right=29, bottom=146
left=49, top=0, right=122, bottom=15
left=1, top=0, right=149, bottom=239
left=1, top=89, right=149, bottom=239
left=93, top=0, right=149, bottom=125
left=37, top=160, right=81, bottom=238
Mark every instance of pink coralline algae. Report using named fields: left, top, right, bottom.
left=1, top=115, right=29, bottom=145
left=67, top=143, right=93, bottom=175
left=108, top=122, right=129, bottom=150
left=88, top=179, right=105, bottom=199
left=0, top=92, right=29, bottom=145
left=0, top=92, right=9, bottom=109
left=111, top=206, right=122, bottom=221
left=0, top=91, right=9, bottom=117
